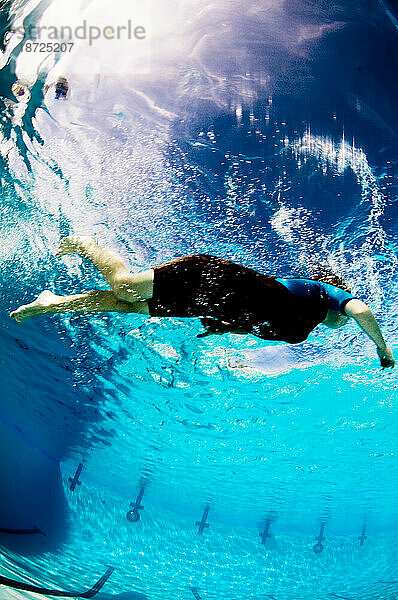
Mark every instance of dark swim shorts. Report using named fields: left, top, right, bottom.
left=147, top=254, right=331, bottom=343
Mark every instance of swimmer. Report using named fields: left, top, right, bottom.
left=10, top=236, right=395, bottom=368
left=55, top=76, right=68, bottom=99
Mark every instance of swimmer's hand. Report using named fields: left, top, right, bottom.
left=197, top=317, right=232, bottom=337
left=377, top=346, right=395, bottom=368
left=197, top=317, right=247, bottom=337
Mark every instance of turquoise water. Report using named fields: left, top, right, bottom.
left=1, top=0, right=398, bottom=598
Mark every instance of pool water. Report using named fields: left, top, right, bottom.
left=1, top=0, right=398, bottom=598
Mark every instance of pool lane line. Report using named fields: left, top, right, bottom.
left=0, top=526, right=45, bottom=535
left=0, top=566, right=114, bottom=598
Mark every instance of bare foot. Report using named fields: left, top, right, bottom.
left=10, top=290, right=58, bottom=323
left=55, top=235, right=97, bottom=258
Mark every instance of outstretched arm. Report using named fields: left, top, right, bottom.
left=344, top=299, right=395, bottom=368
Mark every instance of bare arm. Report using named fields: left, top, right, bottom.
left=344, top=299, right=395, bottom=368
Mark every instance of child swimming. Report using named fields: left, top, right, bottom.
left=10, top=236, right=395, bottom=368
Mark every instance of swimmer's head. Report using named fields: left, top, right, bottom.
left=309, top=263, right=352, bottom=292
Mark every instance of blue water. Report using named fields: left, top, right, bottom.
left=1, top=0, right=398, bottom=598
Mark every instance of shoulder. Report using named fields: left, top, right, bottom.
left=344, top=298, right=369, bottom=316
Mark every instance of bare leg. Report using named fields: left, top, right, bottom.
left=56, top=236, right=154, bottom=303
left=10, top=289, right=149, bottom=323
